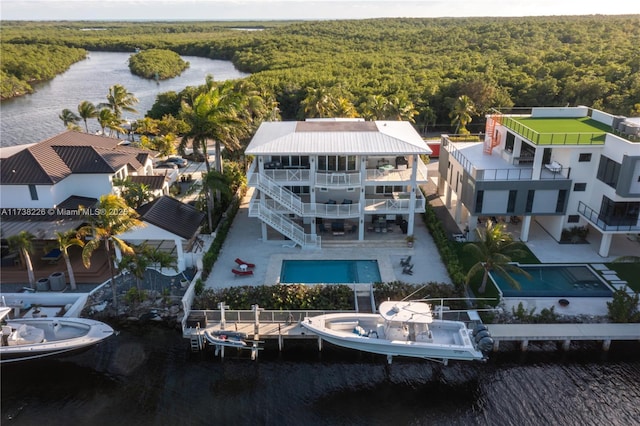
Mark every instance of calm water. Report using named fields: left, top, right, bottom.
left=0, top=51, right=249, bottom=147
left=1, top=326, right=639, bottom=425
left=280, top=260, right=381, bottom=283
left=491, top=265, right=612, bottom=298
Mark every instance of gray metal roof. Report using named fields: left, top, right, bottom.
left=245, top=120, right=431, bottom=155
left=136, top=196, right=204, bottom=240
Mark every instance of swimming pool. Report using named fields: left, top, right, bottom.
left=280, top=260, right=381, bottom=284
left=490, top=264, right=613, bottom=297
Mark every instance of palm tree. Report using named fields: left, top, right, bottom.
left=7, top=231, right=36, bottom=288
left=77, top=100, right=98, bottom=133
left=301, top=87, right=341, bottom=118
left=449, top=95, right=477, bottom=134
left=81, top=195, right=144, bottom=308
left=55, top=230, right=85, bottom=291
left=59, top=108, right=80, bottom=128
left=464, top=220, right=531, bottom=293
left=101, top=84, right=138, bottom=119
left=97, top=108, right=119, bottom=136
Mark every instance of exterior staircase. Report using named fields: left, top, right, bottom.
left=248, top=199, right=321, bottom=249
left=483, top=114, right=502, bottom=154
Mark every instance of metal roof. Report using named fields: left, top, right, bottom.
left=136, top=196, right=204, bottom=240
left=245, top=120, right=431, bottom=155
left=0, top=131, right=151, bottom=185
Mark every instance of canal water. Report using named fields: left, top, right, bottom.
left=0, top=51, right=249, bottom=147
left=1, top=326, right=639, bottom=425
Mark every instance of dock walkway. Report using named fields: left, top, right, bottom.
left=487, top=323, right=640, bottom=351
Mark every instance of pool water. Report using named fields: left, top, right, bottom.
left=280, top=260, right=381, bottom=284
left=490, top=265, right=613, bottom=297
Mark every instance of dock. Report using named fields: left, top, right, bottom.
left=183, top=306, right=640, bottom=360
left=487, top=323, right=640, bottom=351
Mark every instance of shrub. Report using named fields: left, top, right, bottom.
left=607, top=288, right=640, bottom=323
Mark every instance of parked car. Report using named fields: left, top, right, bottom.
left=154, top=162, right=178, bottom=170
left=163, top=156, right=188, bottom=168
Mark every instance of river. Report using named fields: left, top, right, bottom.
left=0, top=51, right=249, bottom=147
left=1, top=326, right=639, bottom=425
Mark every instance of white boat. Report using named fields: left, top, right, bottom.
left=302, top=300, right=493, bottom=364
left=0, top=307, right=115, bottom=364
left=204, top=330, right=248, bottom=348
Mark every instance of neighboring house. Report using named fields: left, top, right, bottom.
left=244, top=119, right=432, bottom=248
left=122, top=195, right=205, bottom=271
left=0, top=130, right=155, bottom=209
left=438, top=106, right=640, bottom=257
left=127, top=175, right=170, bottom=198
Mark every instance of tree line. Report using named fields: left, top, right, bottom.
left=3, top=16, right=639, bottom=130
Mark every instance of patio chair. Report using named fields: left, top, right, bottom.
left=341, top=199, right=353, bottom=205
left=232, top=268, right=254, bottom=277
left=41, top=248, right=62, bottom=264
left=402, top=264, right=414, bottom=275
left=400, top=255, right=412, bottom=267
left=235, top=258, right=255, bottom=268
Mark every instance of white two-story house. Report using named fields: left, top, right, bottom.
left=245, top=119, right=432, bottom=248
left=438, top=106, right=640, bottom=257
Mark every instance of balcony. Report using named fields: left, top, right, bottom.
left=578, top=201, right=640, bottom=232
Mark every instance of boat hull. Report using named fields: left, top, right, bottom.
left=302, top=312, right=485, bottom=362
left=0, top=317, right=114, bottom=364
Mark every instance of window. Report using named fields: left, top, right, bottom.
left=579, top=153, right=592, bottom=162
left=596, top=155, right=621, bottom=189
left=317, top=155, right=356, bottom=171
left=556, top=190, right=567, bottom=213
left=599, top=196, right=640, bottom=227
left=375, top=185, right=403, bottom=195
left=28, top=184, right=38, bottom=200
left=507, top=190, right=517, bottom=213
left=475, top=190, right=484, bottom=213
left=567, top=215, right=580, bottom=223
left=573, top=183, right=587, bottom=192
left=525, top=190, right=534, bottom=213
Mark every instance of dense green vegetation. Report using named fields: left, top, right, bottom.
left=2, top=16, right=639, bottom=129
left=128, top=48, right=189, bottom=80
left=0, top=43, right=87, bottom=99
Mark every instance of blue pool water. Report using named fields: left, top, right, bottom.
left=490, top=265, right=613, bottom=297
left=280, top=260, right=381, bottom=284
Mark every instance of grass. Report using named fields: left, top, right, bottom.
left=604, top=262, right=640, bottom=292
left=505, top=117, right=609, bottom=145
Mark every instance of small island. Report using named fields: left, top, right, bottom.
left=128, top=48, right=189, bottom=80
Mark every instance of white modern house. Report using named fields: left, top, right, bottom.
left=244, top=119, right=432, bottom=248
left=438, top=106, right=640, bottom=257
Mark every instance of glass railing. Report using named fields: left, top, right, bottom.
left=578, top=201, right=640, bottom=232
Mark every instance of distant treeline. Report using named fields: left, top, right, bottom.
left=2, top=16, right=639, bottom=128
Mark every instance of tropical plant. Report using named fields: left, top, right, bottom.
left=97, top=108, right=121, bottom=136
left=77, top=100, right=98, bottom=133
left=464, top=220, right=531, bottom=293
left=114, top=178, right=154, bottom=209
left=59, top=108, right=80, bottom=128
left=81, top=194, right=144, bottom=308
left=54, top=229, right=85, bottom=291
left=6, top=231, right=36, bottom=288
left=606, top=288, right=640, bottom=323
left=449, top=95, right=477, bottom=134
left=101, top=84, right=138, bottom=119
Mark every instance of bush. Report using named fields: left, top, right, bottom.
left=607, top=288, right=640, bottom=323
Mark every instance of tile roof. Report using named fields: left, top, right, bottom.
left=245, top=120, right=431, bottom=156
left=0, top=131, right=153, bottom=185
left=137, top=196, right=204, bottom=239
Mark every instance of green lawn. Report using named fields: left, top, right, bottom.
left=506, top=117, right=609, bottom=145
left=605, top=263, right=640, bottom=292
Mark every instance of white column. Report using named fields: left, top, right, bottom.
left=175, top=239, right=185, bottom=271
left=406, top=155, right=419, bottom=236
left=444, top=181, right=452, bottom=209
left=520, top=216, right=531, bottom=242
left=598, top=233, right=613, bottom=257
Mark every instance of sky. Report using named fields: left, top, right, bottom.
left=2, top=0, right=640, bottom=21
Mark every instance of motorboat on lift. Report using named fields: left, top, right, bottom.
left=302, top=300, right=493, bottom=364
left=0, top=307, right=115, bottom=364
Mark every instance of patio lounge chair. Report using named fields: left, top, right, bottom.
left=41, top=248, right=62, bottom=264
left=232, top=268, right=254, bottom=277
left=402, top=264, right=414, bottom=275
left=235, top=258, right=255, bottom=268
left=400, top=255, right=412, bottom=267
